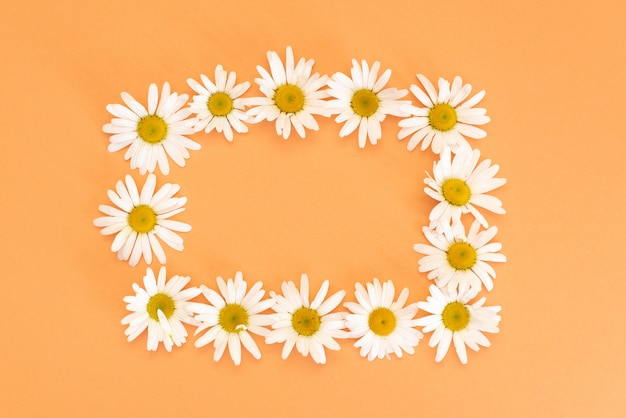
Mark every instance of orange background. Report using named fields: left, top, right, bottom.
left=2, top=0, right=625, bottom=417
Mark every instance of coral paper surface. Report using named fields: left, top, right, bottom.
left=1, top=0, right=625, bottom=417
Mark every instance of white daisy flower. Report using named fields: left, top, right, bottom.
left=398, top=74, right=490, bottom=154
left=103, top=82, right=200, bottom=175
left=344, top=279, right=422, bottom=361
left=326, top=59, right=410, bottom=148
left=413, top=220, right=506, bottom=292
left=93, top=174, right=191, bottom=266
left=121, top=266, right=202, bottom=352
left=187, top=65, right=251, bottom=141
left=194, top=272, right=275, bottom=366
left=425, top=146, right=506, bottom=230
left=246, top=46, right=330, bottom=139
left=265, top=274, right=347, bottom=364
left=416, top=284, right=501, bottom=364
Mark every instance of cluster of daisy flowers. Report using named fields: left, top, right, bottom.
left=121, top=268, right=422, bottom=364
left=94, top=46, right=506, bottom=365
left=100, top=45, right=491, bottom=167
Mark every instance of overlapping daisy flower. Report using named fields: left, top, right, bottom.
left=121, top=266, right=202, bottom=352
left=413, top=220, right=506, bottom=292
left=398, top=74, right=490, bottom=154
left=416, top=284, right=501, bottom=364
left=265, top=274, right=347, bottom=364
left=93, top=174, right=191, bottom=266
left=194, top=272, right=275, bottom=365
left=246, top=46, right=330, bottom=139
left=103, top=82, right=200, bottom=175
left=326, top=59, right=410, bottom=148
left=187, top=65, right=251, bottom=141
left=344, top=279, right=422, bottom=361
left=425, top=146, right=506, bottom=230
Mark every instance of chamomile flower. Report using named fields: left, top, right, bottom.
left=93, top=174, right=191, bottom=266
left=398, top=74, right=490, bottom=154
left=425, top=146, right=506, bottom=230
left=121, top=266, right=202, bottom=352
left=265, top=274, right=347, bottom=364
left=103, top=82, right=200, bottom=175
left=194, top=272, right=275, bottom=365
left=413, top=220, right=506, bottom=292
left=326, top=59, right=409, bottom=148
left=344, top=279, right=422, bottom=361
left=187, top=65, right=251, bottom=141
left=416, top=284, right=501, bottom=364
left=246, top=46, right=330, bottom=139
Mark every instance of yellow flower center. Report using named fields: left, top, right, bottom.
left=428, top=103, right=458, bottom=131
left=350, top=89, right=379, bottom=117
left=441, top=178, right=471, bottom=206
left=447, top=242, right=477, bottom=270
left=147, top=293, right=175, bottom=321
left=218, top=304, right=249, bottom=333
left=127, top=204, right=157, bottom=233
left=441, top=301, right=470, bottom=331
left=368, top=307, right=396, bottom=336
left=291, top=307, right=321, bottom=336
left=137, top=115, right=168, bottom=144
left=273, top=84, right=305, bottom=114
left=208, top=92, right=234, bottom=116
